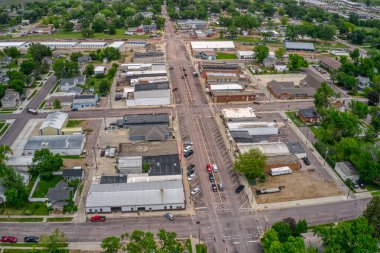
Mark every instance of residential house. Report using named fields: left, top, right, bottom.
left=0, top=184, right=5, bottom=204
left=263, top=56, right=276, bottom=68
left=94, top=66, right=106, bottom=75
left=47, top=181, right=74, bottom=212
left=0, top=56, right=12, bottom=67
left=137, top=12, right=154, bottom=19
left=1, top=89, right=20, bottom=108
left=63, top=168, right=84, bottom=181
left=29, top=24, right=55, bottom=35
left=335, top=161, right=359, bottom=182
left=72, top=94, right=99, bottom=109
left=78, top=56, right=91, bottom=66
left=298, top=108, right=320, bottom=123
left=357, top=76, right=372, bottom=91
left=39, top=112, right=69, bottom=135
left=67, top=86, right=83, bottom=95
left=59, top=76, right=86, bottom=92
left=267, top=80, right=315, bottom=100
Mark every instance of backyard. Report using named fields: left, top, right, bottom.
left=285, top=111, right=305, bottom=127
left=32, top=176, right=62, bottom=198
left=216, top=52, right=238, bottom=60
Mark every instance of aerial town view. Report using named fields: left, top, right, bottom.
left=0, top=0, right=379, bottom=252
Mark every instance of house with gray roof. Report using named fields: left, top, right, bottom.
left=129, top=125, right=170, bottom=141
left=46, top=95, right=74, bottom=107
left=78, top=55, right=91, bottom=66
left=72, top=94, right=98, bottom=109
left=115, top=113, right=169, bottom=128
left=267, top=80, right=315, bottom=100
left=1, top=89, right=20, bottom=109
left=23, top=134, right=86, bottom=156
left=63, top=168, right=84, bottom=181
left=39, top=112, right=69, bottom=135
left=298, top=108, right=320, bottom=123
left=285, top=42, right=315, bottom=51
left=263, top=56, right=276, bottom=68
left=67, top=86, right=83, bottom=95
left=357, top=76, right=372, bottom=91
left=59, top=76, right=86, bottom=92
left=85, top=180, right=185, bottom=213
left=47, top=181, right=73, bottom=212
left=335, top=161, right=359, bottom=182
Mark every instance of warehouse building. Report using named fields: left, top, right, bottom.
left=78, top=42, right=107, bottom=48
left=199, top=61, right=241, bottom=77
left=0, top=42, right=26, bottom=49
left=237, top=142, right=290, bottom=156
left=40, top=42, right=78, bottom=48
left=285, top=42, right=315, bottom=51
left=39, top=112, right=69, bottom=136
left=222, top=107, right=257, bottom=122
left=126, top=82, right=170, bottom=107
left=117, top=156, right=143, bottom=174
left=227, top=122, right=279, bottom=136
left=205, top=72, right=240, bottom=83
left=108, top=41, right=125, bottom=49
left=191, top=41, right=235, bottom=52
left=130, top=76, right=169, bottom=86
left=133, top=52, right=165, bottom=63
left=236, top=51, right=255, bottom=59
left=23, top=134, right=86, bottom=156
left=85, top=180, right=185, bottom=213
left=267, top=80, right=315, bottom=100
left=209, top=84, right=243, bottom=93
left=114, top=113, right=169, bottom=128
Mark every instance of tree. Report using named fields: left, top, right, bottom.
left=364, top=196, right=380, bottom=239
left=349, top=100, right=368, bottom=119
left=101, top=236, right=121, bottom=253
left=349, top=30, right=366, bottom=45
left=318, top=24, right=336, bottom=42
left=370, top=107, right=380, bottom=131
left=3, top=47, right=20, bottom=58
left=158, top=229, right=183, bottom=253
left=92, top=15, right=107, bottom=33
left=9, top=79, right=24, bottom=94
left=63, top=21, right=74, bottom=31
left=27, top=43, right=52, bottom=63
left=84, top=64, right=95, bottom=76
left=261, top=228, right=308, bottom=253
left=29, top=148, right=63, bottom=179
left=99, top=80, right=110, bottom=94
left=350, top=48, right=360, bottom=62
left=314, top=82, right=335, bottom=109
left=367, top=91, right=379, bottom=105
left=280, top=16, right=289, bottom=26
left=272, top=221, right=292, bottom=242
left=313, top=217, right=378, bottom=253
left=70, top=52, right=82, bottom=61
left=53, top=58, right=79, bottom=78
left=125, top=230, right=157, bottom=253
left=20, top=59, right=35, bottom=75
left=101, top=47, right=120, bottom=60
left=108, top=25, right=116, bottom=35
left=233, top=148, right=266, bottom=179
left=53, top=99, right=62, bottom=109
left=218, top=29, right=225, bottom=39
left=40, top=228, right=67, bottom=253
left=295, top=219, right=308, bottom=236
left=263, top=4, right=276, bottom=17
left=82, top=28, right=94, bottom=38
left=0, top=145, right=12, bottom=163
left=337, top=72, right=357, bottom=90
left=254, top=45, right=269, bottom=63
left=227, top=25, right=238, bottom=39
left=288, top=54, right=308, bottom=71
left=275, top=48, right=286, bottom=61
left=1, top=165, right=27, bottom=208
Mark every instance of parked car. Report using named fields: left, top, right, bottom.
left=217, top=183, right=224, bottom=191
left=302, top=157, right=310, bottom=165
left=211, top=184, right=217, bottom=192
left=100, top=149, right=105, bottom=157
left=191, top=187, right=201, bottom=196
left=184, top=140, right=193, bottom=145
left=187, top=173, right=196, bottom=181
left=24, top=236, right=39, bottom=243
left=184, top=149, right=193, bottom=158
left=209, top=173, right=215, bottom=182
left=187, top=164, right=195, bottom=171
left=71, top=108, right=78, bottom=111
left=206, top=164, right=212, bottom=173
left=184, top=146, right=192, bottom=152
left=212, top=164, right=218, bottom=173
left=90, top=215, right=106, bottom=222
left=1, top=236, right=17, bottom=243
left=235, top=185, right=245, bottom=194
left=164, top=213, right=175, bottom=221
left=353, top=182, right=360, bottom=189
left=357, top=180, right=366, bottom=189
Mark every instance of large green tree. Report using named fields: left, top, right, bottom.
left=313, top=217, right=378, bottom=253
left=3, top=47, right=20, bottom=58
left=20, top=59, right=35, bottom=76
left=349, top=100, right=369, bottom=119
left=233, top=148, right=267, bottom=179
left=40, top=228, right=67, bottom=253
left=27, top=43, right=52, bottom=63
left=364, top=196, right=380, bottom=239
left=29, top=148, right=63, bottom=179
left=314, top=82, right=335, bottom=109
left=124, top=230, right=157, bottom=253
left=101, top=236, right=121, bottom=253
left=288, top=54, right=308, bottom=71
left=254, top=45, right=269, bottom=63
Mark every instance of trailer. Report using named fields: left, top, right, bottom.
left=109, top=147, right=116, bottom=158
left=256, top=186, right=284, bottom=195
left=270, top=166, right=292, bottom=176
left=27, top=108, right=38, bottom=115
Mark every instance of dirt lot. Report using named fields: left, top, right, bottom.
left=63, top=158, right=87, bottom=169
left=253, top=170, right=342, bottom=204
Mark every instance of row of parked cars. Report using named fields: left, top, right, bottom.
left=1, top=236, right=39, bottom=243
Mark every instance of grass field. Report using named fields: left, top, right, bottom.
left=0, top=202, right=49, bottom=216
left=0, top=217, right=44, bottom=222
left=32, top=176, right=62, bottom=198
left=66, top=120, right=84, bottom=128
left=216, top=52, right=238, bottom=60
left=0, top=123, right=10, bottom=137
left=196, top=244, right=207, bottom=253
left=285, top=111, right=305, bottom=127
left=46, top=217, right=73, bottom=222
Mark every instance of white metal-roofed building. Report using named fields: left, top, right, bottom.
left=40, top=42, right=78, bottom=48
left=285, top=42, right=315, bottom=51
left=222, top=107, right=256, bottom=121
left=117, top=156, right=142, bottom=174
left=78, top=42, right=107, bottom=48
left=209, top=84, right=243, bottom=93
left=108, top=41, right=125, bottom=49
left=94, top=66, right=106, bottom=75
left=191, top=41, right=235, bottom=51
left=237, top=142, right=290, bottom=156
left=227, top=122, right=278, bottom=136
left=85, top=180, right=185, bottom=213
left=236, top=51, right=255, bottom=59
left=23, top=134, right=86, bottom=156
left=39, top=112, right=68, bottom=136
left=0, top=42, right=26, bottom=49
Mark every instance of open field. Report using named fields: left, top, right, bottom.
left=216, top=52, right=238, bottom=60
left=0, top=0, right=47, bottom=6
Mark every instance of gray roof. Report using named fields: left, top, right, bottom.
left=299, top=108, right=319, bottom=118
left=24, top=134, right=85, bottom=150
left=134, top=52, right=164, bottom=58
left=129, top=125, right=169, bottom=141
left=134, top=82, right=169, bottom=91
left=285, top=142, right=306, bottom=155
left=100, top=175, right=128, bottom=184
left=86, top=180, right=185, bottom=208
left=200, top=61, right=240, bottom=70
left=122, top=113, right=169, bottom=126
left=357, top=76, right=371, bottom=84
left=40, top=112, right=68, bottom=130
left=285, top=42, right=315, bottom=51
left=302, top=69, right=327, bottom=89
left=320, top=57, right=341, bottom=70
left=67, top=86, right=83, bottom=94
left=62, top=168, right=83, bottom=178
left=268, top=80, right=315, bottom=97
left=47, top=181, right=73, bottom=202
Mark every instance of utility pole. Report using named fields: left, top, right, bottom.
left=196, top=221, right=200, bottom=245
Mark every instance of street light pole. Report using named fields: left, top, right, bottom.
left=196, top=221, right=200, bottom=246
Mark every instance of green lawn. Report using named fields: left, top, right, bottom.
left=49, top=82, right=59, bottom=94
left=0, top=123, right=10, bottom=137
left=27, top=89, right=38, bottom=100
left=285, top=111, right=305, bottom=127
left=0, top=122, right=5, bottom=129
left=61, top=155, right=82, bottom=159
left=66, top=120, right=84, bottom=128
left=216, top=52, right=238, bottom=60
left=0, top=202, right=49, bottom=216
left=46, top=217, right=73, bottom=222
left=38, top=100, right=46, bottom=109
left=371, top=191, right=380, bottom=196
left=0, top=217, right=44, bottom=222
left=32, top=176, right=62, bottom=198
left=196, top=244, right=207, bottom=253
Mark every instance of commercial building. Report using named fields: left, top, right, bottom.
left=46, top=95, right=74, bottom=107
left=114, top=113, right=169, bottom=128
left=39, top=42, right=78, bottom=49
left=117, top=156, right=143, bottom=174
left=191, top=41, right=235, bottom=52
left=211, top=91, right=256, bottom=103
left=130, top=76, right=169, bottom=86
left=205, top=72, right=240, bottom=83
left=118, top=140, right=178, bottom=157
left=85, top=180, right=185, bottom=213
left=222, top=107, right=257, bottom=121
left=72, top=94, right=99, bottom=109
left=335, top=161, right=359, bottom=181
left=285, top=142, right=306, bottom=159
left=209, top=84, right=244, bottom=93
left=236, top=51, right=255, bottom=59
left=237, top=142, right=290, bottom=156
left=129, top=125, right=170, bottom=141
left=39, top=112, right=69, bottom=136
left=133, top=52, right=165, bottom=63
left=108, top=41, right=125, bottom=49
left=100, top=175, right=128, bottom=184
left=285, top=42, right=315, bottom=51
left=267, top=80, right=315, bottom=100
left=126, top=82, right=170, bottom=107
left=78, top=42, right=107, bottom=48
left=0, top=42, right=26, bottom=49
left=199, top=61, right=240, bottom=77
left=298, top=108, right=320, bottom=123
left=227, top=122, right=278, bottom=136
left=177, top=19, right=208, bottom=30
left=23, top=134, right=86, bottom=156
left=319, top=57, right=342, bottom=71
left=1, top=89, right=20, bottom=108
left=300, top=68, right=328, bottom=89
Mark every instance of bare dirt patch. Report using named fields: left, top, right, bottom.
left=253, top=170, right=342, bottom=204
left=63, top=158, right=87, bottom=169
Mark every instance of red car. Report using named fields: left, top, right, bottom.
left=90, top=215, right=106, bottom=222
left=206, top=164, right=212, bottom=173
left=1, top=236, right=17, bottom=243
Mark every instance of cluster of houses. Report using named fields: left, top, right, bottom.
left=0, top=41, right=125, bottom=51
left=86, top=113, right=185, bottom=213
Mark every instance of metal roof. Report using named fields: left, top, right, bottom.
left=0, top=42, right=26, bottom=48
left=134, top=52, right=164, bottom=58
left=100, top=175, right=128, bottom=184
left=134, top=82, right=169, bottom=91
left=285, top=142, right=306, bottom=155
left=209, top=84, right=243, bottom=91
left=40, top=112, right=68, bottom=130
left=78, top=42, right=107, bottom=46
left=24, top=134, right=85, bottom=150
left=238, top=142, right=290, bottom=156
left=122, top=113, right=169, bottom=126
left=129, top=125, right=169, bottom=141
left=62, top=168, right=83, bottom=178
left=285, top=42, right=315, bottom=51
left=191, top=41, right=235, bottom=50
left=86, top=180, right=184, bottom=208
left=222, top=107, right=256, bottom=120
left=108, top=41, right=125, bottom=48
left=118, top=156, right=142, bottom=168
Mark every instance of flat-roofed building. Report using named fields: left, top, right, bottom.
left=227, top=122, right=278, bottom=136
left=199, top=61, right=240, bottom=77
left=320, top=57, right=342, bottom=71
left=236, top=51, right=255, bottom=59
left=266, top=155, right=301, bottom=171
left=78, top=42, right=107, bottom=48
left=222, top=107, right=257, bottom=121
left=117, top=156, right=143, bottom=174
left=211, top=91, right=256, bottom=103
left=0, top=42, right=26, bottom=49
left=209, top=84, right=244, bottom=93
left=237, top=142, right=290, bottom=156
left=39, top=42, right=78, bottom=48
left=205, top=72, right=240, bottom=83
left=108, top=41, right=125, bottom=49
left=115, top=113, right=169, bottom=128
left=191, top=41, right=235, bottom=52
left=285, top=42, right=315, bottom=51
left=335, top=161, right=359, bottom=181
left=133, top=52, right=165, bottom=63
